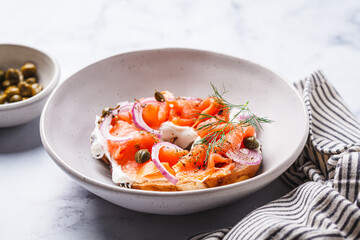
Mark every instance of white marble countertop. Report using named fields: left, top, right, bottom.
left=1, top=1, right=360, bottom=239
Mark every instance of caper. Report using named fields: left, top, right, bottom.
left=9, top=94, right=22, bottom=103
left=0, top=63, right=40, bottom=104
left=5, top=68, right=17, bottom=80
left=30, top=83, right=43, bottom=96
left=5, top=68, right=23, bottom=85
left=18, top=82, right=33, bottom=97
left=154, top=90, right=165, bottom=102
left=135, top=149, right=151, bottom=164
left=25, top=77, right=37, bottom=84
left=243, top=136, right=259, bottom=150
left=101, top=107, right=111, bottom=117
left=21, top=63, right=37, bottom=78
left=0, top=94, right=6, bottom=104
left=2, top=79, right=12, bottom=89
left=4, top=86, right=20, bottom=98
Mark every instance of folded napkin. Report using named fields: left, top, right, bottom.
left=190, top=70, right=360, bottom=240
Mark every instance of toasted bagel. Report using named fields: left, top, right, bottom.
left=100, top=155, right=260, bottom=191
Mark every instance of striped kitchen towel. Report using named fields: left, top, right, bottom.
left=190, top=70, right=360, bottom=240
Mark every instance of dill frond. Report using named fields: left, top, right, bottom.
left=197, top=83, right=273, bottom=167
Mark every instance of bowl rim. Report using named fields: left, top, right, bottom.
left=0, top=43, right=60, bottom=111
left=40, top=48, right=309, bottom=197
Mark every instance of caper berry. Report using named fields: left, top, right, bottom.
left=21, top=63, right=37, bottom=78
left=154, top=90, right=165, bottom=102
left=25, top=77, right=37, bottom=84
left=243, top=136, right=259, bottom=150
left=4, top=86, right=20, bottom=98
left=18, top=82, right=33, bottom=97
left=135, top=149, right=151, bottom=164
left=9, top=94, right=22, bottom=103
left=0, top=94, right=6, bottom=104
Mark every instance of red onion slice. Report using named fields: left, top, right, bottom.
left=234, top=112, right=257, bottom=122
left=132, top=97, right=162, bottom=138
left=236, top=115, right=251, bottom=121
left=225, top=148, right=262, bottom=165
left=180, top=96, right=202, bottom=101
left=100, top=102, right=134, bottom=142
left=113, top=101, right=133, bottom=114
left=151, top=142, right=180, bottom=185
left=117, top=101, right=130, bottom=107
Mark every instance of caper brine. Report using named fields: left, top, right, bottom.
left=0, top=62, right=43, bottom=105
left=243, top=136, right=259, bottom=150
left=135, top=149, right=151, bottom=164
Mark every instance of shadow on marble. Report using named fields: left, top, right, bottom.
left=77, top=178, right=292, bottom=240
left=0, top=116, right=42, bottom=153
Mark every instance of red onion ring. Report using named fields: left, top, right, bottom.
left=180, top=96, right=202, bottom=101
left=132, top=97, right=163, bottom=138
left=225, top=148, right=262, bottom=165
left=113, top=101, right=133, bottom=114
left=236, top=115, right=251, bottom=121
left=151, top=142, right=180, bottom=185
left=165, top=97, right=202, bottom=102
left=235, top=112, right=257, bottom=121
left=100, top=102, right=134, bottom=142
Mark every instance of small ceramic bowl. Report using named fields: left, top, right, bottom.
left=0, top=44, right=60, bottom=128
left=40, top=48, right=308, bottom=215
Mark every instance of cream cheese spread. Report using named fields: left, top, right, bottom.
left=160, top=121, right=199, bottom=149
left=90, top=116, right=133, bottom=184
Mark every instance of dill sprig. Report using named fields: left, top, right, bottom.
left=209, top=83, right=272, bottom=130
left=197, top=83, right=272, bottom=166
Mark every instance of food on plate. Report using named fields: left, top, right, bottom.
left=0, top=62, right=43, bottom=104
left=90, top=85, right=271, bottom=191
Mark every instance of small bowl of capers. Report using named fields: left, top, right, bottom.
left=0, top=44, right=60, bottom=127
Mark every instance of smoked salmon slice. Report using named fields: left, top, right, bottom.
left=91, top=88, right=267, bottom=191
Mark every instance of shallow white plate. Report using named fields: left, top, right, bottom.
left=40, top=48, right=308, bottom=215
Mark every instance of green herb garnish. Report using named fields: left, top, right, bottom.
left=197, top=83, right=272, bottom=167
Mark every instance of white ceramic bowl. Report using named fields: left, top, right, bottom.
left=0, top=44, right=60, bottom=127
left=40, top=49, right=308, bottom=215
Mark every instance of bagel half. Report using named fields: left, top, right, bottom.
left=100, top=155, right=260, bottom=191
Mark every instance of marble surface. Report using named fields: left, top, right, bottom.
left=1, top=0, right=360, bottom=239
